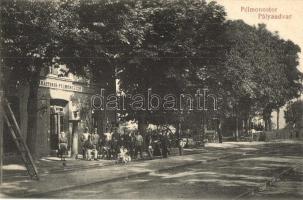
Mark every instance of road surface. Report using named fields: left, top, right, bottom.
left=40, top=141, right=303, bottom=199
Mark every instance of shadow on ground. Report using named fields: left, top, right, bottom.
left=40, top=142, right=303, bottom=199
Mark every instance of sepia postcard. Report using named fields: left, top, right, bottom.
left=0, top=0, right=302, bottom=199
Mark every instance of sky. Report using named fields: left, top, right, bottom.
left=214, top=0, right=303, bottom=72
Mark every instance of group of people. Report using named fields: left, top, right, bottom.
left=57, top=127, right=187, bottom=163
left=79, top=127, right=173, bottom=162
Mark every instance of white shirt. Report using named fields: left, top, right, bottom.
left=104, top=132, right=113, bottom=141
left=82, top=132, right=90, bottom=142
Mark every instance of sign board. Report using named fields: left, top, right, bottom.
left=39, top=79, right=83, bottom=92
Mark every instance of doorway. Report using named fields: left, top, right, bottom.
left=50, top=99, right=69, bottom=153
left=50, top=107, right=64, bottom=150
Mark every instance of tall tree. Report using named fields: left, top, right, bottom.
left=1, top=0, right=62, bottom=156
left=118, top=0, right=227, bottom=136
left=1, top=0, right=150, bottom=157
left=223, top=20, right=302, bottom=132
left=285, top=100, right=303, bottom=135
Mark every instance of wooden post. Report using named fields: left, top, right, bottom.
left=277, top=108, right=280, bottom=130
left=0, top=88, right=3, bottom=185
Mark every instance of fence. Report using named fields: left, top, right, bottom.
left=252, top=128, right=303, bottom=141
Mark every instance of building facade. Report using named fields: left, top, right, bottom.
left=4, top=66, right=115, bottom=158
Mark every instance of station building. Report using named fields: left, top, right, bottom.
left=3, top=65, right=116, bottom=158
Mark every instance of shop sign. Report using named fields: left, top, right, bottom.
left=39, top=80, right=82, bottom=92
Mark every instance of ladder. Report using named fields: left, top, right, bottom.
left=2, top=99, right=39, bottom=180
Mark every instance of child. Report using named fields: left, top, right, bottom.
left=117, top=146, right=131, bottom=164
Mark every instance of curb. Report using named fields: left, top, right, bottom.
left=2, top=162, right=114, bottom=180
left=3, top=150, right=202, bottom=180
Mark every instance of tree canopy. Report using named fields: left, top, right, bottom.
left=1, top=0, right=302, bottom=146
left=285, top=100, right=303, bottom=130
left=223, top=20, right=302, bottom=130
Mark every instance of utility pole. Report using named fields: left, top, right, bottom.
left=0, top=89, right=2, bottom=185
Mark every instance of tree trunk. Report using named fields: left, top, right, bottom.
left=218, top=119, right=223, bottom=143
left=265, top=118, right=272, bottom=131
left=138, top=112, right=147, bottom=138
left=263, top=107, right=272, bottom=131
left=175, top=122, right=180, bottom=139
left=242, top=119, right=245, bottom=133
left=26, top=74, right=40, bottom=159
left=248, top=116, right=252, bottom=130
left=235, top=116, right=239, bottom=141
left=234, top=103, right=239, bottom=141
left=264, top=118, right=271, bottom=131
left=201, top=110, right=206, bottom=142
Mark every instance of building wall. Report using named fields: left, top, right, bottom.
left=4, top=74, right=115, bottom=158
left=271, top=107, right=286, bottom=130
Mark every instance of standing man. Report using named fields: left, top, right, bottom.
left=80, top=127, right=90, bottom=159
left=129, top=132, right=136, bottom=159
left=178, top=138, right=186, bottom=156
left=146, top=133, right=153, bottom=159
left=161, top=132, right=169, bottom=158
left=111, top=128, right=119, bottom=160
left=103, top=128, right=113, bottom=159
left=91, top=128, right=100, bottom=158
left=58, top=131, right=68, bottom=161
left=134, top=131, right=144, bottom=159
